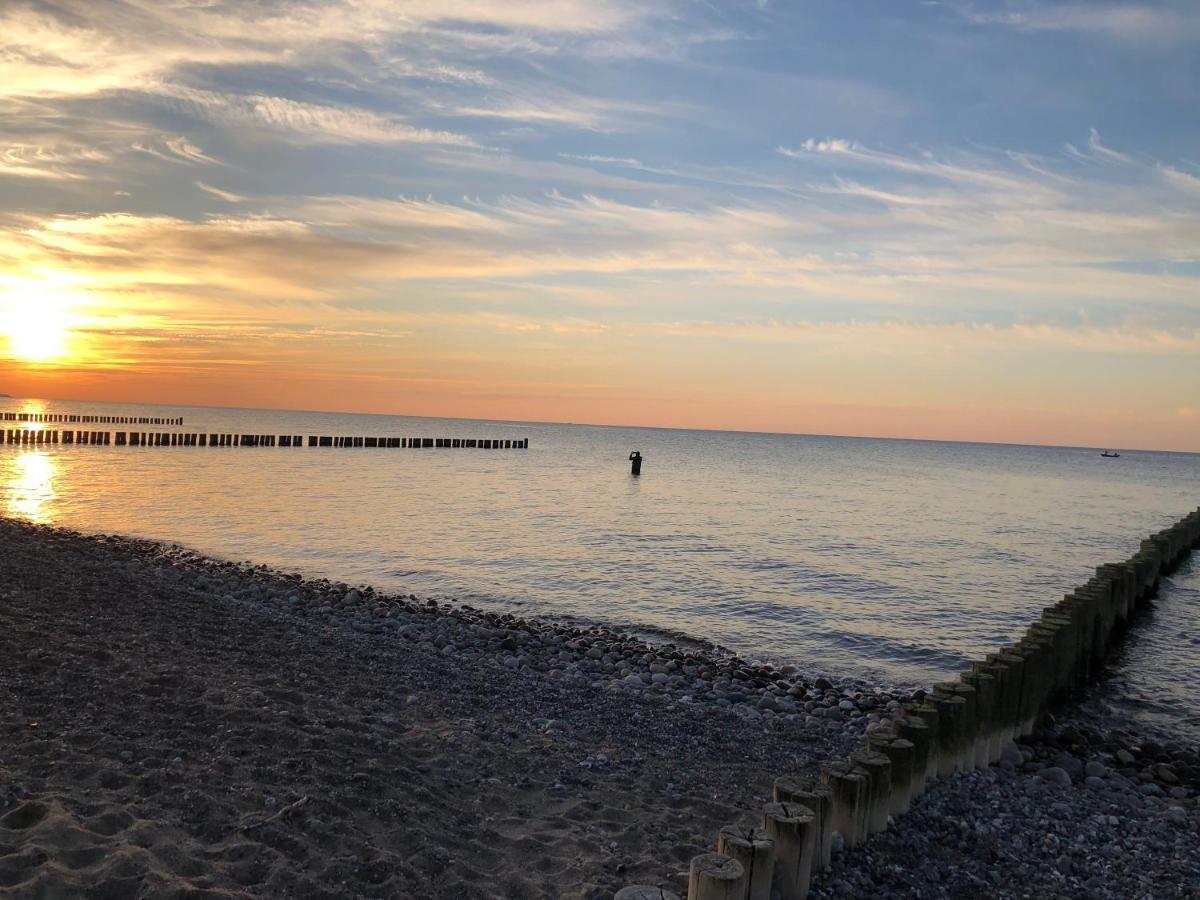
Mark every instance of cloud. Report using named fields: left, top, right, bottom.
left=559, top=153, right=644, bottom=167
left=0, top=143, right=107, bottom=179
left=1160, top=164, right=1200, bottom=194
left=964, top=3, right=1200, bottom=43
left=446, top=90, right=669, bottom=133
left=0, top=1, right=643, bottom=100
left=153, top=86, right=476, bottom=147
left=648, top=318, right=1200, bottom=356
left=6, top=129, right=1198, bottom=315
left=195, top=181, right=246, bottom=203
left=779, top=138, right=857, bottom=156
left=1064, top=128, right=1136, bottom=165
left=805, top=138, right=855, bottom=154
left=133, top=137, right=224, bottom=166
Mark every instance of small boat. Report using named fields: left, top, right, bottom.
left=1101, top=450, right=1120, bottom=458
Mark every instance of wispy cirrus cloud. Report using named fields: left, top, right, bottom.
left=647, top=318, right=1200, bottom=357
left=152, top=86, right=477, bottom=147
left=194, top=181, right=246, bottom=203
left=963, top=3, right=1200, bottom=43
left=0, top=142, right=107, bottom=179
left=0, top=0, right=645, bottom=99
left=1065, top=128, right=1136, bottom=165
left=133, top=137, right=225, bottom=166
left=1159, top=164, right=1200, bottom=193
left=7, top=130, right=1198, bottom=319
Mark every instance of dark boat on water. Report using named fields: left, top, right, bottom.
left=1101, top=450, right=1120, bottom=458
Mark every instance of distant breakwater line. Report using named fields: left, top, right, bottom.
left=623, top=507, right=1200, bottom=900
left=1, top=429, right=529, bottom=450
left=2, top=412, right=183, bottom=426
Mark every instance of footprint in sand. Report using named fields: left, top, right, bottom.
left=84, top=808, right=135, bottom=837
left=0, top=802, right=49, bottom=831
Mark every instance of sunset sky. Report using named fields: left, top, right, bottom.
left=1, top=0, right=1198, bottom=449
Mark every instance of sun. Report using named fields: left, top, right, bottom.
left=1, top=287, right=75, bottom=363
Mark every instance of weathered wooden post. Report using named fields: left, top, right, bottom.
left=716, top=825, right=774, bottom=900
left=773, top=778, right=832, bottom=872
left=895, top=716, right=931, bottom=799
left=615, top=888, right=682, bottom=900
left=762, top=802, right=815, bottom=900
left=848, top=749, right=892, bottom=834
left=820, top=762, right=866, bottom=848
left=688, top=853, right=746, bottom=900
left=929, top=693, right=966, bottom=777
left=867, top=734, right=915, bottom=815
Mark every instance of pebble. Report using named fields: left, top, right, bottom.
left=811, top=762, right=1200, bottom=900
left=1038, top=767, right=1072, bottom=787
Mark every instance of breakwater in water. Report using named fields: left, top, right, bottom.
left=2, top=412, right=183, bottom=425
left=2, top=429, right=529, bottom=450
left=623, top=507, right=1200, bottom=900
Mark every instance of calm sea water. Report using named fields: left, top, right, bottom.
left=2, top=398, right=1197, bottom=740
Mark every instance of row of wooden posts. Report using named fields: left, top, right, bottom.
left=618, top=507, right=1200, bottom=900
left=1, top=430, right=529, bottom=450
left=1, top=412, right=183, bottom=426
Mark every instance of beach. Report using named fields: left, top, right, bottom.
left=2, top=517, right=1197, bottom=899
left=0, top=518, right=880, bottom=899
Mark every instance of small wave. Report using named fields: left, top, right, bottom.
left=818, top=628, right=970, bottom=672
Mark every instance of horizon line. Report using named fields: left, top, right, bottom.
left=1, top=392, right=1196, bottom=457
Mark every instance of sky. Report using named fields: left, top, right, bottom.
left=0, top=1, right=1197, bottom=450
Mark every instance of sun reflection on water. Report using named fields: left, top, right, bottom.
left=6, top=451, right=58, bottom=523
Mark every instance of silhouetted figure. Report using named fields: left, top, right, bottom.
left=629, top=451, right=643, bottom=476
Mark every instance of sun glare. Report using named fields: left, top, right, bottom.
left=6, top=451, right=58, bottom=524
left=1, top=286, right=75, bottom=363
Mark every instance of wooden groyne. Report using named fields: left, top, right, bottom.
left=621, top=508, right=1200, bottom=900
left=1, top=413, right=183, bottom=426
left=1, top=429, right=529, bottom=450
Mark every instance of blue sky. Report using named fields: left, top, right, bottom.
left=0, top=1, right=1197, bottom=448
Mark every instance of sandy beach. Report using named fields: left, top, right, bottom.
left=0, top=518, right=884, bottom=899
left=2, top=517, right=1197, bottom=899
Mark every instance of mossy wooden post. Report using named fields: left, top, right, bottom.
left=773, top=777, right=832, bottom=872
left=688, top=853, right=746, bottom=900
left=762, top=802, right=815, bottom=900
left=716, top=825, right=774, bottom=900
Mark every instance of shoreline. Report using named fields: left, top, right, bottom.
left=2, top=518, right=1196, bottom=898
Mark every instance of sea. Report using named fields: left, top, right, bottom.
left=2, top=397, right=1197, bottom=743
